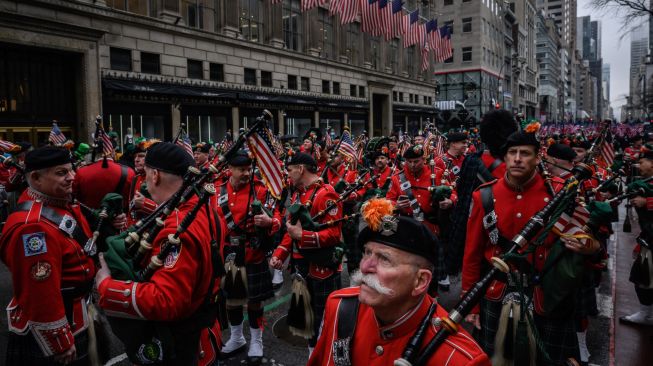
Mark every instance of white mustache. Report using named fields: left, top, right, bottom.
left=351, top=270, right=395, bottom=296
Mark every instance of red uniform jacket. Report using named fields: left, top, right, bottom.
left=73, top=159, right=135, bottom=211
left=98, top=195, right=218, bottom=321
left=0, top=190, right=96, bottom=356
left=308, top=287, right=490, bottom=366
left=325, top=164, right=348, bottom=188
left=480, top=151, right=506, bottom=179
left=386, top=165, right=457, bottom=234
left=127, top=173, right=157, bottom=227
left=435, top=152, right=465, bottom=178
left=354, top=166, right=393, bottom=199
left=462, top=174, right=559, bottom=314
left=272, top=181, right=342, bottom=279
left=215, top=180, right=281, bottom=264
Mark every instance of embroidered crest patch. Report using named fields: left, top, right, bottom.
left=164, top=245, right=181, bottom=269
left=22, top=232, right=47, bottom=257
left=326, top=200, right=338, bottom=216
left=30, top=261, right=52, bottom=281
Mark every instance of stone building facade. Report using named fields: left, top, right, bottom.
left=0, top=0, right=438, bottom=147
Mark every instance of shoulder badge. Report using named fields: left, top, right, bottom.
left=31, top=261, right=52, bottom=281
left=22, top=232, right=47, bottom=257
left=164, top=245, right=181, bottom=269
left=326, top=199, right=338, bottom=216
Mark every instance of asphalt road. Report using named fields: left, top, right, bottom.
left=0, top=251, right=613, bottom=366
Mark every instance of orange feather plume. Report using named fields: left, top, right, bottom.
left=361, top=198, right=395, bottom=232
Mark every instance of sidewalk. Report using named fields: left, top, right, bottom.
left=613, top=211, right=653, bottom=366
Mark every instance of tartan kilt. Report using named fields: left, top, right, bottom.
left=574, top=280, right=598, bottom=319
left=307, top=272, right=342, bottom=339
left=6, top=330, right=89, bottom=366
left=476, top=297, right=580, bottom=365
left=244, top=260, right=274, bottom=303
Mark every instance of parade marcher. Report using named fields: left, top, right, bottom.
left=621, top=143, right=653, bottom=326
left=414, top=131, right=426, bottom=147
left=0, top=146, right=98, bottom=365
left=218, top=150, right=282, bottom=364
left=462, top=126, right=601, bottom=364
left=127, top=139, right=158, bottom=227
left=96, top=142, right=221, bottom=365
left=0, top=141, right=32, bottom=193
left=269, top=152, right=343, bottom=354
left=194, top=142, right=211, bottom=170
left=436, top=131, right=468, bottom=178
left=307, top=198, right=490, bottom=366
left=546, top=143, right=577, bottom=180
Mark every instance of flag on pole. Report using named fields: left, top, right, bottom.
left=0, top=139, right=20, bottom=152
left=96, top=123, right=115, bottom=157
left=49, top=122, right=67, bottom=145
left=436, top=26, right=453, bottom=62
left=247, top=122, right=285, bottom=199
left=403, top=10, right=419, bottom=47
left=600, top=130, right=615, bottom=167
left=421, top=20, right=437, bottom=71
left=301, top=0, right=326, bottom=12
left=361, top=0, right=383, bottom=36
left=336, top=0, right=361, bottom=24
left=390, top=0, right=404, bottom=39
left=553, top=204, right=591, bottom=239
left=338, top=129, right=358, bottom=162
left=176, top=133, right=194, bottom=157
left=378, top=0, right=393, bottom=40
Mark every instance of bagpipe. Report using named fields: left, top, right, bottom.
left=395, top=123, right=614, bottom=366
left=605, top=176, right=653, bottom=205
left=103, top=109, right=274, bottom=281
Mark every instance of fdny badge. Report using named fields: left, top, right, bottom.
left=31, top=261, right=52, bottom=281
left=326, top=200, right=338, bottom=216
left=22, top=232, right=47, bottom=257
left=164, top=245, right=181, bottom=269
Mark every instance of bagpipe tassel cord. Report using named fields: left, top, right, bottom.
left=222, top=260, right=248, bottom=307
left=288, top=276, right=314, bottom=339
left=492, top=300, right=536, bottom=366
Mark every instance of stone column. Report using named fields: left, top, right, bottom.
left=277, top=110, right=285, bottom=134
left=313, top=110, right=320, bottom=127
left=269, top=1, right=284, bottom=48
left=404, top=115, right=408, bottom=132
left=343, top=112, right=349, bottom=128
left=338, top=21, right=349, bottom=63
left=363, top=33, right=373, bottom=69
left=231, top=106, right=240, bottom=137
left=171, top=103, right=181, bottom=139
left=307, top=8, right=321, bottom=57
left=223, top=0, right=240, bottom=38
left=160, top=0, right=183, bottom=25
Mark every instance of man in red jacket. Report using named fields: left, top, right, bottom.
left=1, top=146, right=96, bottom=365
left=73, top=151, right=135, bottom=212
left=96, top=142, right=221, bottom=365
left=308, top=199, right=490, bottom=366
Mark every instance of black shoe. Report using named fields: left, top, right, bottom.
left=219, top=344, right=247, bottom=359
left=247, top=355, right=263, bottom=365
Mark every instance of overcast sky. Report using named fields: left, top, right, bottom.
left=577, top=0, right=648, bottom=120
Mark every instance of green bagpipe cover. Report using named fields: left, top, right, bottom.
left=541, top=201, right=613, bottom=318
left=104, top=230, right=138, bottom=281
left=431, top=185, right=453, bottom=202
left=286, top=203, right=344, bottom=267
left=333, top=180, right=348, bottom=194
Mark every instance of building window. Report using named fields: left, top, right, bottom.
left=261, top=71, right=272, bottom=87
left=318, top=8, right=335, bottom=60
left=283, top=0, right=303, bottom=51
left=182, top=0, right=217, bottom=31
left=371, top=36, right=381, bottom=71
left=288, top=75, right=298, bottom=90
left=445, top=49, right=454, bottom=64
left=301, top=76, right=310, bottom=92
left=110, top=47, right=132, bottom=71
left=359, top=86, right=366, bottom=98
left=388, top=39, right=399, bottom=74
left=346, top=23, right=360, bottom=65
left=399, top=92, right=404, bottom=102
left=240, top=0, right=263, bottom=42
left=107, top=0, right=154, bottom=17
left=244, top=68, right=257, bottom=85
left=428, top=97, right=432, bottom=105
left=187, top=59, right=203, bottom=79
left=350, top=84, right=357, bottom=97
left=140, top=52, right=160, bottom=74
left=393, top=91, right=397, bottom=101
left=409, top=94, right=413, bottom=103
left=322, top=80, right=330, bottom=94
left=406, top=46, right=415, bottom=77
left=333, top=82, right=340, bottom=95
left=444, top=0, right=453, bottom=5
left=462, top=47, right=472, bottom=62
left=209, top=63, right=224, bottom=81
left=424, top=96, right=428, bottom=105
left=444, top=20, right=454, bottom=34
left=462, top=17, right=472, bottom=33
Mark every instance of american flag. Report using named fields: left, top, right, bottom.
left=403, top=10, right=420, bottom=47
left=0, top=139, right=20, bottom=152
left=379, top=0, right=393, bottom=40
left=338, top=129, right=358, bottom=162
left=247, top=122, right=285, bottom=199
left=270, top=0, right=283, bottom=4
left=331, top=0, right=361, bottom=24
left=325, top=130, right=333, bottom=149
left=361, top=0, right=383, bottom=36
left=428, top=20, right=441, bottom=57
left=436, top=26, right=453, bottom=62
left=176, top=133, right=193, bottom=157
left=421, top=20, right=437, bottom=71
left=600, top=130, right=615, bottom=167
left=390, top=0, right=404, bottom=39
left=95, top=122, right=114, bottom=157
left=49, top=122, right=67, bottom=145
left=553, top=204, right=591, bottom=238
left=301, top=0, right=326, bottom=12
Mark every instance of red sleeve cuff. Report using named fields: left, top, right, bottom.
left=647, top=197, right=653, bottom=211
left=273, top=246, right=290, bottom=262
left=268, top=218, right=281, bottom=235
left=141, top=198, right=157, bottom=214
left=31, top=318, right=75, bottom=356
left=98, top=278, right=145, bottom=320
left=299, top=230, right=320, bottom=249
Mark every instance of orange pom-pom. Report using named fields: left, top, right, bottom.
left=360, top=198, right=395, bottom=232
left=524, top=122, right=541, bottom=133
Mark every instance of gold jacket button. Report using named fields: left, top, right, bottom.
left=516, top=195, right=522, bottom=200
left=516, top=213, right=522, bottom=218
left=375, top=345, right=384, bottom=355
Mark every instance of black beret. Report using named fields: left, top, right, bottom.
left=641, top=144, right=653, bottom=160
left=446, top=132, right=468, bottom=143
left=25, top=146, right=72, bottom=172
left=145, top=142, right=195, bottom=176
left=286, top=151, right=317, bottom=167
left=502, top=131, right=540, bottom=155
left=547, top=143, right=577, bottom=161
left=193, top=142, right=211, bottom=154
left=403, top=145, right=424, bottom=159
left=15, top=141, right=33, bottom=154
left=358, top=215, right=438, bottom=266
left=228, top=150, right=252, bottom=167
left=570, top=139, right=592, bottom=150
